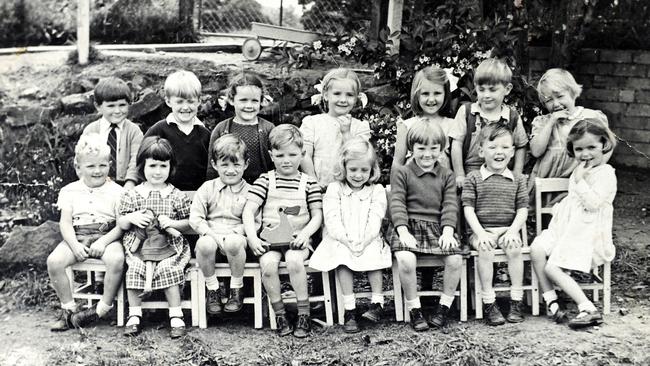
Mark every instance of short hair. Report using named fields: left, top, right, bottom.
left=333, top=137, right=381, bottom=185
left=94, top=77, right=132, bottom=105
left=227, top=72, right=265, bottom=101
left=566, top=118, right=617, bottom=158
left=320, top=68, right=361, bottom=111
left=269, top=124, right=303, bottom=150
left=211, top=134, right=248, bottom=163
left=410, top=65, right=452, bottom=117
left=74, top=133, right=111, bottom=165
left=537, top=68, right=583, bottom=103
left=164, top=70, right=201, bottom=99
left=474, top=58, right=512, bottom=86
left=136, top=136, right=176, bottom=182
left=406, top=118, right=447, bottom=152
left=478, top=123, right=514, bottom=146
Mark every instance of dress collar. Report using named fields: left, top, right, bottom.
left=479, top=164, right=514, bottom=181
left=340, top=182, right=373, bottom=200
left=135, top=183, right=174, bottom=198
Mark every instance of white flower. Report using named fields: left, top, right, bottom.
left=349, top=37, right=357, bottom=46
left=396, top=69, right=403, bottom=78
left=313, top=40, right=322, bottom=50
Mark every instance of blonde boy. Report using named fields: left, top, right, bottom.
left=143, top=70, right=210, bottom=190
left=243, top=124, right=323, bottom=338
left=47, top=133, right=125, bottom=330
left=190, top=134, right=251, bottom=315
left=450, top=58, right=528, bottom=188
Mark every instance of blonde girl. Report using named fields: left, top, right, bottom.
left=531, top=119, right=617, bottom=329
left=300, top=68, right=371, bottom=188
left=309, top=138, right=391, bottom=333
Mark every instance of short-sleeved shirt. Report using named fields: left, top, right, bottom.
left=247, top=172, right=323, bottom=211
left=57, top=180, right=124, bottom=226
left=189, top=178, right=250, bottom=236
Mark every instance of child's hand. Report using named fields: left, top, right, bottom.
left=397, top=227, right=418, bottom=249
left=127, top=210, right=153, bottom=228
left=338, top=115, right=352, bottom=134
left=455, top=175, right=466, bottom=189
left=438, top=226, right=459, bottom=251
left=573, top=160, right=592, bottom=181
left=70, top=241, right=89, bottom=261
left=501, top=230, right=522, bottom=250
left=290, top=230, right=311, bottom=250
left=88, top=239, right=107, bottom=258
left=475, top=230, right=496, bottom=252
left=550, top=109, right=571, bottom=123
left=248, top=237, right=268, bottom=256
left=157, top=215, right=174, bottom=230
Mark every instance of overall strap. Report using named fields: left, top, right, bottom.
left=463, top=103, right=476, bottom=160
left=268, top=170, right=276, bottom=191
left=297, top=173, right=308, bottom=196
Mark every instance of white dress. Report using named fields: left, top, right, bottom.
left=533, top=164, right=617, bottom=273
left=309, top=182, right=392, bottom=272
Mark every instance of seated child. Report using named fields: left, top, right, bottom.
left=462, top=124, right=529, bottom=326
left=243, top=124, right=323, bottom=338
left=191, top=134, right=252, bottom=315
left=47, top=133, right=125, bottom=331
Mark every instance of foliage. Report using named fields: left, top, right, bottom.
left=66, top=44, right=104, bottom=65
left=0, top=0, right=74, bottom=47
left=298, top=0, right=372, bottom=34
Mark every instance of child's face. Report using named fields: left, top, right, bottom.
left=540, top=86, right=576, bottom=113
left=476, top=83, right=512, bottom=112
left=143, top=158, right=170, bottom=187
left=325, top=79, right=357, bottom=117
left=411, top=142, right=441, bottom=171
left=76, top=154, right=110, bottom=188
left=269, top=143, right=304, bottom=177
left=572, top=132, right=605, bottom=168
left=479, top=133, right=515, bottom=173
left=212, top=156, right=247, bottom=186
left=231, top=86, right=262, bottom=123
left=418, top=79, right=446, bottom=117
left=345, top=158, right=372, bottom=191
left=166, top=96, right=199, bottom=124
left=96, top=99, right=129, bottom=125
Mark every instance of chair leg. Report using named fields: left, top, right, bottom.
left=391, top=261, right=404, bottom=322
left=268, top=297, right=277, bottom=330
left=531, top=266, right=540, bottom=316
left=196, top=270, right=207, bottom=329
left=253, top=268, right=263, bottom=329
left=117, top=280, right=125, bottom=327
left=593, top=266, right=600, bottom=303
left=473, top=256, right=483, bottom=319
left=334, top=270, right=345, bottom=325
left=189, top=269, right=199, bottom=327
left=603, top=263, right=611, bottom=314
left=460, top=258, right=468, bottom=322
left=320, top=271, right=334, bottom=326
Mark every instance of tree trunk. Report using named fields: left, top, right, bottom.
left=178, top=0, right=195, bottom=43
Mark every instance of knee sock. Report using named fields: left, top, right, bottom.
left=169, top=307, right=185, bottom=327
left=370, top=293, right=385, bottom=306
left=342, top=294, right=356, bottom=311
left=204, top=274, right=220, bottom=291
left=405, top=297, right=421, bottom=311
left=230, top=276, right=244, bottom=289
left=439, top=294, right=455, bottom=309
left=510, top=287, right=524, bottom=302
left=96, top=300, right=113, bottom=318
left=271, top=301, right=285, bottom=317
left=482, top=290, right=496, bottom=304
left=577, top=301, right=597, bottom=314
left=127, top=307, right=142, bottom=326
left=297, top=299, right=310, bottom=316
left=61, top=300, right=77, bottom=312
left=542, top=290, right=559, bottom=314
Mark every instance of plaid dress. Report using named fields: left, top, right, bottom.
left=386, top=219, right=466, bottom=255
left=119, top=184, right=192, bottom=290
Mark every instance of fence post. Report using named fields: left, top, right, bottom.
left=387, top=0, right=403, bottom=54
left=77, top=0, right=90, bottom=65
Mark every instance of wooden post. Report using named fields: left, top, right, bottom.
left=77, top=0, right=90, bottom=65
left=387, top=0, right=404, bottom=54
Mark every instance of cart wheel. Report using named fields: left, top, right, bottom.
left=242, top=38, right=262, bottom=60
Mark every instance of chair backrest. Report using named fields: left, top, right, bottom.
left=534, top=178, right=569, bottom=235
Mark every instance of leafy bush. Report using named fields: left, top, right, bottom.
left=0, top=0, right=74, bottom=47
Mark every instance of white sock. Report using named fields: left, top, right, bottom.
left=542, top=290, right=559, bottom=314
left=577, top=301, right=597, bottom=315
left=127, top=307, right=142, bottom=326
left=230, top=276, right=244, bottom=289
left=96, top=300, right=113, bottom=318
left=482, top=290, right=496, bottom=304
left=342, top=294, right=356, bottom=311
left=439, top=294, right=455, bottom=308
left=510, top=287, right=524, bottom=302
left=405, top=297, right=421, bottom=311
left=370, top=293, right=385, bottom=306
left=169, top=307, right=185, bottom=328
left=204, top=274, right=220, bottom=291
left=61, top=300, right=77, bottom=312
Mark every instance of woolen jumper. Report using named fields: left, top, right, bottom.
left=144, top=119, right=210, bottom=191
left=390, top=159, right=458, bottom=229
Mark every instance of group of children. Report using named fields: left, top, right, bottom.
left=46, top=58, right=618, bottom=339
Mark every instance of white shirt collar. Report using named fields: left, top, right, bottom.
left=99, top=117, right=124, bottom=131
left=135, top=183, right=174, bottom=199
left=470, top=102, right=511, bottom=122
left=479, top=164, right=514, bottom=181
left=341, top=182, right=373, bottom=199
left=165, top=113, right=204, bottom=127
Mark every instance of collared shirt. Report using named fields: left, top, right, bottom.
left=57, top=180, right=124, bottom=226
left=165, top=113, right=204, bottom=135
left=189, top=178, right=250, bottom=236
left=479, top=164, right=515, bottom=181
left=98, top=117, right=124, bottom=147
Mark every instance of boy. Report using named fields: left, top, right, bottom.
left=46, top=133, right=125, bottom=330
left=190, top=134, right=251, bottom=315
left=462, top=124, right=528, bottom=325
left=450, top=58, right=528, bottom=188
left=242, top=124, right=323, bottom=338
left=83, top=77, right=143, bottom=189
left=144, top=70, right=210, bottom=191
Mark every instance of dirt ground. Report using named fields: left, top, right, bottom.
left=1, top=50, right=649, bottom=365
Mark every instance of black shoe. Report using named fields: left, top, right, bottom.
left=223, top=288, right=244, bottom=313
left=427, top=304, right=451, bottom=328
left=169, top=317, right=186, bottom=339
left=123, top=316, right=142, bottom=337
left=568, top=310, right=603, bottom=329
left=343, top=310, right=360, bottom=333
left=409, top=308, right=430, bottom=332
left=50, top=309, right=74, bottom=332
left=275, top=314, right=293, bottom=337
left=206, top=287, right=225, bottom=315
left=71, top=305, right=101, bottom=328
left=506, top=300, right=525, bottom=323
left=547, top=300, right=568, bottom=323
left=293, top=314, right=311, bottom=338
left=484, top=302, right=506, bottom=326
left=361, top=303, right=383, bottom=323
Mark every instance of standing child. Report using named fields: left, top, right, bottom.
left=528, top=68, right=611, bottom=191
left=531, top=119, right=617, bottom=329
left=47, top=134, right=124, bottom=330
left=83, top=77, right=143, bottom=189
left=243, top=124, right=323, bottom=338
left=309, top=138, right=392, bottom=333
left=191, top=134, right=252, bottom=315
left=462, top=124, right=529, bottom=326
left=144, top=70, right=210, bottom=191
left=450, top=58, right=528, bottom=188
left=118, top=137, right=193, bottom=338
left=387, top=120, right=464, bottom=331
left=393, top=65, right=454, bottom=170
left=206, top=72, right=274, bottom=184
left=301, top=68, right=371, bottom=189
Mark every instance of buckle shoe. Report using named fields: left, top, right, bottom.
left=568, top=310, right=603, bottom=329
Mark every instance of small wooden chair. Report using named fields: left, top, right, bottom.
left=535, top=177, right=611, bottom=314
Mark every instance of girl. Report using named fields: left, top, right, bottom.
left=386, top=119, right=464, bottom=331
left=301, top=68, right=371, bottom=189
left=531, top=119, right=617, bottom=329
left=393, top=65, right=454, bottom=170
left=118, top=136, right=193, bottom=339
left=528, top=68, right=611, bottom=192
left=309, top=138, right=392, bottom=333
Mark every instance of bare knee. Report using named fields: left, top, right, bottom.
left=284, top=251, right=306, bottom=273
left=260, top=257, right=279, bottom=279
left=47, top=250, right=69, bottom=274
left=222, top=235, right=246, bottom=256
left=195, top=236, right=217, bottom=258
left=395, top=252, right=416, bottom=274
left=444, top=254, right=463, bottom=271
left=530, top=242, right=546, bottom=261
left=478, top=249, right=495, bottom=261
left=504, top=246, right=522, bottom=259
